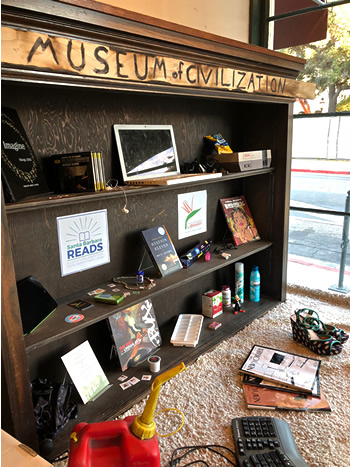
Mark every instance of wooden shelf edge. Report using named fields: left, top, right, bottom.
left=6, top=168, right=274, bottom=213
left=24, top=240, right=273, bottom=352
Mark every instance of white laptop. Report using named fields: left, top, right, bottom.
left=113, top=124, right=221, bottom=186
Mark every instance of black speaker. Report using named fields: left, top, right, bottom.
left=17, top=275, right=58, bottom=335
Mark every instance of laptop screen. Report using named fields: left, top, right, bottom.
left=113, top=124, right=181, bottom=183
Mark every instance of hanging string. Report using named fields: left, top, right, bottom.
left=106, top=179, right=129, bottom=213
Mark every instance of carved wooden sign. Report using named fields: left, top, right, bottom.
left=2, top=26, right=315, bottom=99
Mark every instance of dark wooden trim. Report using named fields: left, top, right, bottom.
left=1, top=192, right=38, bottom=450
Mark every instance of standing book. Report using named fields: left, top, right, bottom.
left=242, top=383, right=331, bottom=412
left=1, top=107, right=50, bottom=203
left=220, top=195, right=260, bottom=246
left=108, top=299, right=162, bottom=371
left=50, top=152, right=101, bottom=194
left=239, top=345, right=321, bottom=394
left=141, top=225, right=183, bottom=277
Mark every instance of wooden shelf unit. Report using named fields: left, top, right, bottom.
left=1, top=0, right=301, bottom=460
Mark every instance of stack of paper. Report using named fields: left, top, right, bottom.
left=239, top=345, right=331, bottom=412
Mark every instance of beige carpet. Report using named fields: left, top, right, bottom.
left=55, top=289, right=350, bottom=466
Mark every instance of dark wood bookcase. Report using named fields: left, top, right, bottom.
left=1, top=0, right=305, bottom=460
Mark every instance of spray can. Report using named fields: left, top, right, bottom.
left=250, top=265, right=260, bottom=302
left=235, top=262, right=244, bottom=303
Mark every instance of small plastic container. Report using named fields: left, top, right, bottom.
left=221, top=285, right=231, bottom=306
left=170, top=314, right=204, bottom=347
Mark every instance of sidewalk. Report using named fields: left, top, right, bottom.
left=287, top=158, right=350, bottom=296
left=288, top=254, right=350, bottom=295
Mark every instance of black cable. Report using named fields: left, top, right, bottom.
left=170, top=444, right=236, bottom=466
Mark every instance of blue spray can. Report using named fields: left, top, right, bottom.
left=250, top=265, right=260, bottom=302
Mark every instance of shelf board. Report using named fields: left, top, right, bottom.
left=24, top=240, right=272, bottom=352
left=6, top=169, right=274, bottom=213
left=47, top=296, right=280, bottom=461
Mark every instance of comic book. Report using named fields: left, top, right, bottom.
left=220, top=195, right=260, bottom=246
left=108, top=299, right=162, bottom=371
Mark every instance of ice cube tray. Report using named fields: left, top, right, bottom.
left=170, top=314, right=204, bottom=347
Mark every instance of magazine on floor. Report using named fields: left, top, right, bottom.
left=241, top=372, right=321, bottom=397
left=239, top=345, right=321, bottom=393
left=242, top=383, right=331, bottom=412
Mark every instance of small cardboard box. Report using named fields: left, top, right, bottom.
left=1, top=430, right=52, bottom=466
left=202, top=290, right=223, bottom=318
left=212, top=149, right=271, bottom=172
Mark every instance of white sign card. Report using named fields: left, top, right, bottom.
left=57, top=209, right=110, bottom=276
left=178, top=190, right=207, bottom=239
left=61, top=340, right=111, bottom=404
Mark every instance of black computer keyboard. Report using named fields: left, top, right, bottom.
left=231, top=416, right=309, bottom=467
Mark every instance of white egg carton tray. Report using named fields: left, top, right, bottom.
left=170, top=314, right=204, bottom=347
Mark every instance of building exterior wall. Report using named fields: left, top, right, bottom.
left=94, top=0, right=250, bottom=42
left=293, top=113, right=350, bottom=160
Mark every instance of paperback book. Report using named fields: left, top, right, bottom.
left=1, top=107, right=50, bottom=203
left=108, top=299, right=162, bottom=371
left=239, top=345, right=321, bottom=394
left=242, top=383, right=331, bottom=412
left=141, top=225, right=183, bottom=277
left=220, top=195, right=260, bottom=246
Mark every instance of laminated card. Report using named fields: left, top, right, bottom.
left=61, top=340, right=111, bottom=404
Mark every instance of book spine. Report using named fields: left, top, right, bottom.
left=1, top=172, right=16, bottom=202
left=93, top=152, right=101, bottom=191
left=90, top=152, right=98, bottom=192
left=98, top=152, right=106, bottom=190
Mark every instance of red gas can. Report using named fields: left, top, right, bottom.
left=68, top=416, right=160, bottom=467
left=67, top=362, right=186, bottom=467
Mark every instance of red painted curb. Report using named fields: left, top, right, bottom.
left=292, top=168, right=350, bottom=175
left=288, top=257, right=350, bottom=276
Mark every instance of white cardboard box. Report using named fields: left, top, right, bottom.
left=1, top=430, right=52, bottom=467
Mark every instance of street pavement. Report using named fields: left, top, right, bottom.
left=288, top=158, right=350, bottom=296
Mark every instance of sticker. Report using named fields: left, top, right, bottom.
left=68, top=299, right=94, bottom=311
left=142, top=375, right=152, bottom=381
left=65, top=314, right=84, bottom=323
left=87, top=288, right=105, bottom=296
left=108, top=283, right=116, bottom=288
left=118, top=375, right=128, bottom=381
left=120, top=381, right=132, bottom=390
left=111, top=288, right=120, bottom=293
left=129, top=377, right=140, bottom=385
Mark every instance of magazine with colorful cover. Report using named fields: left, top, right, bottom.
left=242, top=383, right=331, bottom=412
left=220, top=195, right=260, bottom=246
left=108, top=299, right=162, bottom=371
left=141, top=225, right=182, bottom=277
left=239, top=345, right=321, bottom=394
